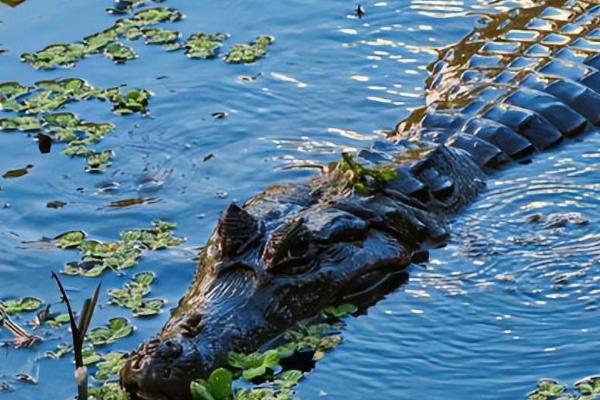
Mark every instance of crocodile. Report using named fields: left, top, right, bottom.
left=121, top=1, right=600, bottom=398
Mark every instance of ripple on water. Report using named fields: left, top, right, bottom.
left=299, top=136, right=600, bottom=400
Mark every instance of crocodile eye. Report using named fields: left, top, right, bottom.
left=262, top=219, right=316, bottom=274
left=215, top=203, right=260, bottom=257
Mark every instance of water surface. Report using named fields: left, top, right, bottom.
left=0, top=0, right=598, bottom=399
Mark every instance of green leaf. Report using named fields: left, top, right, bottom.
left=184, top=32, right=228, bottom=59
left=191, top=381, right=216, bottom=400
left=55, top=230, right=86, bottom=249
left=205, top=368, right=233, bottom=400
left=228, top=349, right=279, bottom=381
left=82, top=347, right=102, bottom=366
left=47, top=312, right=71, bottom=328
left=88, top=317, right=133, bottom=346
left=225, top=36, right=273, bottom=64
left=94, top=352, right=128, bottom=381
left=321, top=303, right=357, bottom=319
left=83, top=29, right=118, bottom=54
left=142, top=28, right=180, bottom=45
left=0, top=297, right=43, bottom=315
left=104, top=42, right=136, bottom=63
left=275, top=370, right=303, bottom=389
left=131, top=7, right=183, bottom=25
left=0, top=117, right=42, bottom=132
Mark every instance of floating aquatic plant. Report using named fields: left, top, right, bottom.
left=225, top=36, right=273, bottom=64
left=83, top=29, right=119, bottom=54
left=131, top=7, right=183, bottom=25
left=88, top=382, right=129, bottom=400
left=20, top=43, right=86, bottom=70
left=321, top=303, right=358, bottom=319
left=527, top=377, right=600, bottom=400
left=338, top=152, right=397, bottom=195
left=189, top=307, right=351, bottom=399
left=184, top=33, right=229, bottom=59
left=58, top=220, right=184, bottom=277
left=93, top=352, right=128, bottom=381
left=0, top=79, right=152, bottom=172
left=141, top=27, right=180, bottom=45
left=86, top=150, right=115, bottom=173
left=88, top=317, right=134, bottom=347
left=103, top=42, right=137, bottom=63
left=108, top=272, right=165, bottom=317
left=0, top=297, right=43, bottom=316
left=0, top=116, right=41, bottom=131
left=110, top=88, right=151, bottom=115
left=228, top=350, right=281, bottom=381
left=191, top=368, right=233, bottom=400
left=46, top=313, right=72, bottom=328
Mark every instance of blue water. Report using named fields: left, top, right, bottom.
left=0, top=0, right=598, bottom=399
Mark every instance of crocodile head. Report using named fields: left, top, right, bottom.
left=120, top=186, right=421, bottom=399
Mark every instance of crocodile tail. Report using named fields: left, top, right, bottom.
left=394, top=0, right=600, bottom=170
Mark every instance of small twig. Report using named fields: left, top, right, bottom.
left=0, top=305, right=40, bottom=348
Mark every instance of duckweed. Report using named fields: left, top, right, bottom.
left=527, top=376, right=600, bottom=400
left=131, top=7, right=183, bottom=25
left=88, top=382, right=129, bottom=400
left=58, top=220, right=184, bottom=277
left=108, top=272, right=165, bottom=317
left=339, top=152, right=397, bottom=195
left=184, top=33, right=229, bottom=59
left=20, top=2, right=272, bottom=70
left=88, top=317, right=134, bottom=347
left=103, top=42, right=137, bottom=63
left=20, top=43, right=86, bottom=70
left=0, top=79, right=152, bottom=172
left=93, top=352, right=128, bottom=381
left=86, top=150, right=115, bottom=173
left=0, top=297, right=43, bottom=316
left=225, top=36, right=273, bottom=64
left=46, top=313, right=72, bottom=328
left=228, top=350, right=280, bottom=381
left=142, top=27, right=180, bottom=45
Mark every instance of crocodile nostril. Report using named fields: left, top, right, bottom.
left=156, top=340, right=182, bottom=358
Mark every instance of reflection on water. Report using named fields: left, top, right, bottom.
left=0, top=0, right=598, bottom=399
